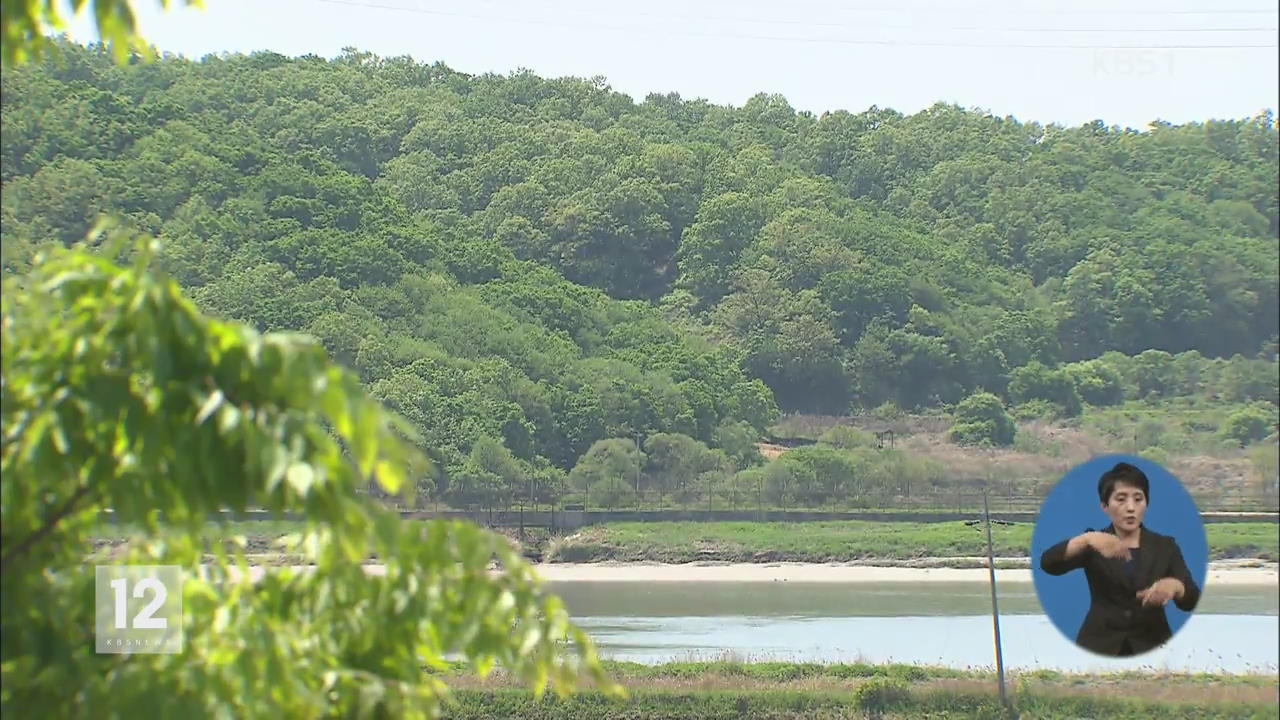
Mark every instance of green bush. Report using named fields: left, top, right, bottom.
left=586, top=479, right=638, bottom=508
left=817, top=425, right=877, bottom=449
left=853, top=677, right=910, bottom=713
left=1140, top=446, right=1171, bottom=467
left=1011, top=399, right=1059, bottom=421
left=1067, top=360, right=1127, bottom=406
left=1008, top=361, right=1084, bottom=417
left=870, top=401, right=905, bottom=421
left=1135, top=418, right=1167, bottom=450
left=1221, top=406, right=1274, bottom=447
left=949, top=392, right=1016, bottom=446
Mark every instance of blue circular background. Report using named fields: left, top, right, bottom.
left=1030, top=454, right=1209, bottom=653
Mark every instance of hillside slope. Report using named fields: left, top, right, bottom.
left=2, top=42, right=1276, bottom=504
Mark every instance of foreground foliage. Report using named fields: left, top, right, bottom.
left=1, top=0, right=200, bottom=65
left=0, top=234, right=618, bottom=717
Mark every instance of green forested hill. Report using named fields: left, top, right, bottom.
left=2, top=43, right=1277, bottom=504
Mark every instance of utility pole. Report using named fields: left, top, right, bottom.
left=519, top=473, right=529, bottom=542
left=982, top=486, right=1010, bottom=716
left=635, top=433, right=642, bottom=509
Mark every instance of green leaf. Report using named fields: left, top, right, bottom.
left=286, top=463, right=315, bottom=496
left=195, top=390, right=224, bottom=425
left=373, top=459, right=402, bottom=496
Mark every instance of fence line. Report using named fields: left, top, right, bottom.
left=410, top=486, right=1279, bottom=519
left=100, top=506, right=1276, bottom=532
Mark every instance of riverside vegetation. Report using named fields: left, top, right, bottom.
left=542, top=520, right=1279, bottom=565
left=437, top=661, right=1278, bottom=719
left=90, top=520, right=1280, bottom=566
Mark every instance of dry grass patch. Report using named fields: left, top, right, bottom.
left=444, top=667, right=1279, bottom=707
left=926, top=676, right=1278, bottom=706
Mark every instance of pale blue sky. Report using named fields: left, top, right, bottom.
left=66, top=0, right=1279, bottom=129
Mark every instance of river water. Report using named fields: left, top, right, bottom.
left=550, top=580, right=1280, bottom=674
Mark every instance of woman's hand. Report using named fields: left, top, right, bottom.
left=1137, top=578, right=1185, bottom=607
left=1083, top=532, right=1132, bottom=561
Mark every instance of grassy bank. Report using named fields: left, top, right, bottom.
left=436, top=661, right=1278, bottom=719
left=544, top=521, right=1279, bottom=564
left=89, top=519, right=1279, bottom=565
left=445, top=689, right=1275, bottom=719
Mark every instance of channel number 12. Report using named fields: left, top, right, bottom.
left=110, top=577, right=169, bottom=630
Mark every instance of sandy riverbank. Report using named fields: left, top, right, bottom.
left=527, top=559, right=1279, bottom=586
left=232, top=559, right=1278, bottom=586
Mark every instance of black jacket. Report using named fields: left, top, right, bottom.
left=1039, top=524, right=1201, bottom=656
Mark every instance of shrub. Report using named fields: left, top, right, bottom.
left=1068, top=360, right=1126, bottom=406
left=854, top=677, right=910, bottom=714
left=586, top=478, right=638, bottom=508
left=1008, top=361, right=1083, bottom=417
left=870, top=401, right=905, bottom=421
left=1136, top=418, right=1167, bottom=451
left=1140, top=446, right=1171, bottom=467
left=818, top=425, right=877, bottom=449
left=1221, top=406, right=1274, bottom=447
left=1011, top=399, right=1059, bottom=421
left=949, top=392, right=1016, bottom=446
left=1133, top=349, right=1177, bottom=398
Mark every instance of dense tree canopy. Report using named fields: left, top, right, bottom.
left=2, top=41, right=1276, bottom=495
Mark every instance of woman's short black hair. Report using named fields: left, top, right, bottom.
left=1098, top=462, right=1150, bottom=504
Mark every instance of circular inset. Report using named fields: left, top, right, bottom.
left=1031, top=455, right=1209, bottom=657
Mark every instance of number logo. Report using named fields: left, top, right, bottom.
left=95, top=566, right=183, bottom=654
left=109, top=576, right=169, bottom=630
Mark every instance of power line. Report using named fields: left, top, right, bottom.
left=435, top=0, right=1274, bottom=33
left=309, top=0, right=1280, bottom=49
left=483, top=0, right=1280, bottom=19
